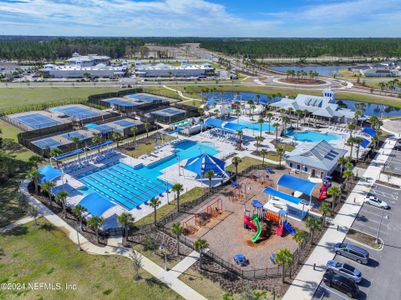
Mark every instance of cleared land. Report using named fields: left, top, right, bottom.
left=0, top=219, right=182, bottom=300
left=0, top=87, right=124, bottom=111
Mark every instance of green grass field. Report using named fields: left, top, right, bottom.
left=0, top=219, right=182, bottom=300
left=0, top=87, right=124, bottom=110
left=226, top=156, right=266, bottom=174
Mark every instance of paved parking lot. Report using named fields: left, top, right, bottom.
left=384, top=148, right=401, bottom=176
left=313, top=184, right=401, bottom=300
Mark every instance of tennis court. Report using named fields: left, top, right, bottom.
left=152, top=107, right=186, bottom=117
left=103, top=98, right=138, bottom=107
left=127, top=93, right=168, bottom=103
left=50, top=104, right=102, bottom=120
left=14, top=113, right=61, bottom=129
left=32, top=137, right=62, bottom=150
left=112, top=119, right=137, bottom=127
left=61, top=131, right=88, bottom=141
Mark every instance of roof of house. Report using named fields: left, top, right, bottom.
left=285, top=140, right=347, bottom=172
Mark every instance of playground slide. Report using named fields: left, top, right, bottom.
left=251, top=215, right=262, bottom=243
left=244, top=215, right=257, bottom=231
left=284, top=221, right=296, bottom=235
left=319, top=186, right=327, bottom=200
left=276, top=224, right=284, bottom=237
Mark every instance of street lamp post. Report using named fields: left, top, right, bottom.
left=376, top=210, right=389, bottom=244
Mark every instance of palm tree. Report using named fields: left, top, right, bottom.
left=55, top=191, right=68, bottom=218
left=319, top=202, right=332, bottom=226
left=171, top=223, right=184, bottom=256
left=337, top=156, right=347, bottom=175
left=231, top=156, right=242, bottom=178
left=353, top=137, right=363, bottom=161
left=274, top=248, right=294, bottom=283
left=327, top=186, right=341, bottom=210
left=118, top=212, right=135, bottom=241
left=273, top=122, right=280, bottom=141
left=265, top=112, right=273, bottom=133
left=348, top=123, right=356, bottom=139
left=144, top=121, right=150, bottom=138
left=41, top=181, right=55, bottom=206
left=28, top=168, right=41, bottom=194
left=149, top=197, right=161, bottom=225
left=236, top=130, right=243, bottom=149
left=293, top=231, right=308, bottom=264
left=259, top=149, right=267, bottom=165
left=73, top=204, right=87, bottom=230
left=172, top=183, right=184, bottom=212
left=257, top=117, right=264, bottom=137
left=71, top=137, right=81, bottom=161
left=276, top=145, right=285, bottom=167
left=281, top=116, right=290, bottom=131
left=254, top=136, right=264, bottom=152
left=305, top=217, right=322, bottom=244
left=130, top=126, right=137, bottom=145
left=295, top=110, right=303, bottom=129
left=49, top=148, right=62, bottom=165
left=91, top=135, right=102, bottom=153
left=205, top=170, right=215, bottom=191
left=88, top=216, right=104, bottom=243
left=194, top=238, right=209, bottom=269
left=112, top=131, right=123, bottom=147
left=347, top=137, right=356, bottom=159
left=343, top=169, right=353, bottom=191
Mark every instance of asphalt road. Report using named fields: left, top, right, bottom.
left=384, top=148, right=401, bottom=177
left=313, top=184, right=401, bottom=300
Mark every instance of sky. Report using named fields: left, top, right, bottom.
left=0, top=0, right=401, bottom=37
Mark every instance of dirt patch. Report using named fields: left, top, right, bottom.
left=347, top=228, right=381, bottom=250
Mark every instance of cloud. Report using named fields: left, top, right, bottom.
left=0, top=0, right=280, bottom=36
left=0, top=0, right=400, bottom=36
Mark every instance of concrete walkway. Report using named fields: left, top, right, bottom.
left=283, top=138, right=396, bottom=300
left=164, top=250, right=201, bottom=280
left=18, top=180, right=206, bottom=300
left=163, top=85, right=200, bottom=102
left=0, top=216, right=36, bottom=233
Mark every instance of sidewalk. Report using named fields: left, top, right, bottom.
left=283, top=138, right=396, bottom=300
left=0, top=216, right=36, bottom=233
left=19, top=180, right=206, bottom=300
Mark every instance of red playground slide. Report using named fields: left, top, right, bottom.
left=319, top=185, right=327, bottom=200
left=244, top=215, right=257, bottom=231
left=276, top=224, right=284, bottom=237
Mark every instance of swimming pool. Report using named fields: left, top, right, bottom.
left=236, top=119, right=274, bottom=132
left=285, top=129, right=342, bottom=142
left=78, top=140, right=218, bottom=210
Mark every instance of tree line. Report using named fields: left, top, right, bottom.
left=2, top=36, right=401, bottom=60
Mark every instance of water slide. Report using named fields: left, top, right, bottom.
left=244, top=215, right=257, bottom=231
left=276, top=224, right=284, bottom=237
left=251, top=214, right=262, bottom=243
left=284, top=221, right=296, bottom=235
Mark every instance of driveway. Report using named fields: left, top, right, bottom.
left=313, top=184, right=401, bottom=300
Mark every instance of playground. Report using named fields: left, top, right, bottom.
left=167, top=168, right=326, bottom=270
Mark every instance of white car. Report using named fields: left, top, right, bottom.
left=365, top=195, right=390, bottom=209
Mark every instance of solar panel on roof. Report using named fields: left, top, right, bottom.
left=32, top=138, right=62, bottom=149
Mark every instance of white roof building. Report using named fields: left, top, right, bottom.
left=271, top=90, right=355, bottom=122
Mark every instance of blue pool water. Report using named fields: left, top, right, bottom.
left=236, top=119, right=274, bottom=132
left=285, top=129, right=342, bottom=142
left=78, top=140, right=218, bottom=210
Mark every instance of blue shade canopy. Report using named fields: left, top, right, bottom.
left=78, top=192, right=115, bottom=217
left=207, top=99, right=217, bottom=105
left=38, top=165, right=62, bottom=184
left=359, top=137, right=370, bottom=148
left=184, top=153, right=226, bottom=177
left=87, top=140, right=112, bottom=150
left=361, top=127, right=376, bottom=137
left=55, top=149, right=83, bottom=161
left=277, top=174, right=317, bottom=196
left=263, top=187, right=302, bottom=205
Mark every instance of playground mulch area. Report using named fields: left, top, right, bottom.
left=168, top=168, right=311, bottom=270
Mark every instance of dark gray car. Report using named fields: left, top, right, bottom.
left=334, top=243, right=369, bottom=264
